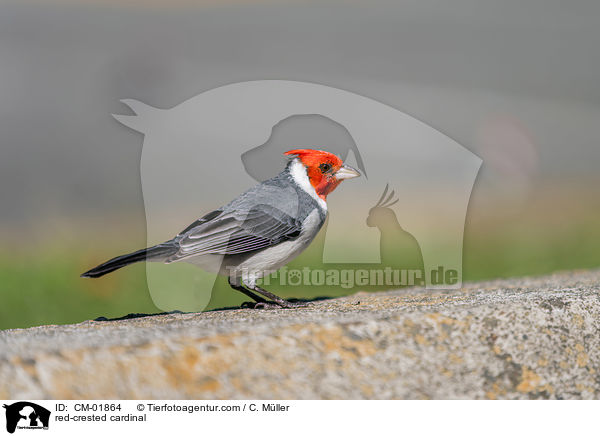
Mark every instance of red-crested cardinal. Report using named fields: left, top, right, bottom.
left=82, top=149, right=361, bottom=308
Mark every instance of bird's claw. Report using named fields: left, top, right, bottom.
left=280, top=300, right=312, bottom=308
left=240, top=301, right=267, bottom=309
left=241, top=300, right=312, bottom=310
left=241, top=301, right=282, bottom=310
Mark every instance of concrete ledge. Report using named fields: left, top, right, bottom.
left=1, top=270, right=599, bottom=399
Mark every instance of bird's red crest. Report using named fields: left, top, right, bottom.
left=284, top=149, right=346, bottom=199
left=284, top=149, right=343, bottom=167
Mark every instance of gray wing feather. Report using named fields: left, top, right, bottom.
left=174, top=205, right=302, bottom=258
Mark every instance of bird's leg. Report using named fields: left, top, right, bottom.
left=228, top=277, right=268, bottom=306
left=246, top=284, right=310, bottom=309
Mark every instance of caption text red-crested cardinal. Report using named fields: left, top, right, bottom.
left=82, top=149, right=361, bottom=308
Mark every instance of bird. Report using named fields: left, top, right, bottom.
left=81, top=149, right=361, bottom=309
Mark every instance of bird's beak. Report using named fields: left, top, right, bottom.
left=335, top=164, right=361, bottom=180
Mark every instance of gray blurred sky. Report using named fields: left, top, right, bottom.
left=1, top=0, right=599, bottom=231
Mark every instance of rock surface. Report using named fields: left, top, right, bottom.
left=1, top=270, right=599, bottom=399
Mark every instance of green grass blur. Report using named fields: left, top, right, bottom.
left=1, top=189, right=599, bottom=330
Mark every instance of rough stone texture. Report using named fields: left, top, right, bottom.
left=1, top=270, right=599, bottom=399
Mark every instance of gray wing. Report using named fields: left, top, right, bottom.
left=173, top=205, right=303, bottom=258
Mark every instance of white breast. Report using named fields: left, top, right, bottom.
left=226, top=209, right=324, bottom=287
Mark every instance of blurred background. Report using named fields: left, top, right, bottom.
left=1, top=0, right=599, bottom=329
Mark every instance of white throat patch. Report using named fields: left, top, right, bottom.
left=289, top=158, right=327, bottom=211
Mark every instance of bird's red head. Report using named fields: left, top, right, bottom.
left=285, top=149, right=361, bottom=200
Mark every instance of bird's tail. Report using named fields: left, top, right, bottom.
left=81, top=243, right=178, bottom=278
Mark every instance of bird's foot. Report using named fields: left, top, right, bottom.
left=241, top=300, right=312, bottom=310
left=240, top=301, right=275, bottom=309
left=279, top=299, right=312, bottom=308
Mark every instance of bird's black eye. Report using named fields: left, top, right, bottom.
left=319, top=163, right=332, bottom=173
